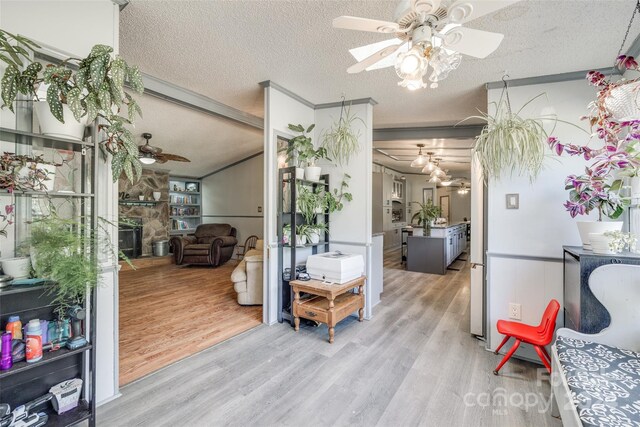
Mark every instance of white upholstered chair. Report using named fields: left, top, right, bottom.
left=231, top=239, right=263, bottom=305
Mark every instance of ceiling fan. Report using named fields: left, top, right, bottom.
left=138, top=133, right=191, bottom=165
left=333, top=0, right=519, bottom=90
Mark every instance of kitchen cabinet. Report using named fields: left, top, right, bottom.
left=383, top=173, right=393, bottom=206
left=392, top=180, right=403, bottom=200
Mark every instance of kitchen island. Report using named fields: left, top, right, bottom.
left=406, top=223, right=468, bottom=275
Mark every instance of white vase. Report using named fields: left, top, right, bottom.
left=295, top=168, right=305, bottom=180
left=604, top=80, right=640, bottom=122
left=153, top=191, right=161, bottom=201
left=2, top=256, right=31, bottom=279
left=309, top=230, right=320, bottom=244
left=577, top=221, right=623, bottom=250
left=589, top=233, right=616, bottom=255
left=295, top=235, right=307, bottom=246
left=34, top=101, right=87, bottom=141
left=305, top=166, right=322, bottom=182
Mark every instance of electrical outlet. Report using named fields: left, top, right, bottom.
left=509, top=303, right=521, bottom=320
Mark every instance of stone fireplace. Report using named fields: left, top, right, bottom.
left=118, top=169, right=170, bottom=256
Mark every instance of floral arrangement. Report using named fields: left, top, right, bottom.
left=604, top=230, right=637, bottom=253
left=547, top=55, right=640, bottom=219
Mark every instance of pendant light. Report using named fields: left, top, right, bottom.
left=420, top=152, right=436, bottom=173
left=410, top=144, right=428, bottom=168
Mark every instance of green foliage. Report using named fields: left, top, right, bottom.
left=28, top=211, right=130, bottom=317
left=322, top=103, right=364, bottom=166
left=411, top=199, right=441, bottom=227
left=296, top=183, right=322, bottom=224
left=0, top=29, right=144, bottom=184
left=284, top=123, right=330, bottom=167
left=29, top=215, right=98, bottom=317
left=324, top=173, right=353, bottom=213
left=464, top=93, right=558, bottom=182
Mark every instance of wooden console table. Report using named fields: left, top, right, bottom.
left=290, top=276, right=365, bottom=343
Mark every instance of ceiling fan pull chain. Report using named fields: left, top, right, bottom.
left=615, top=0, right=640, bottom=68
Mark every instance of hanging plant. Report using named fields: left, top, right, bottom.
left=0, top=29, right=144, bottom=183
left=464, top=81, right=555, bottom=182
left=322, top=98, right=364, bottom=166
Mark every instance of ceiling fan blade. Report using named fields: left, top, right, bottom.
left=347, top=43, right=402, bottom=74
left=139, top=144, right=162, bottom=154
left=442, top=27, right=504, bottom=58
left=333, top=16, right=400, bottom=34
left=156, top=153, right=191, bottom=162
left=412, top=0, right=441, bottom=14
left=349, top=38, right=406, bottom=71
left=446, top=0, right=520, bottom=24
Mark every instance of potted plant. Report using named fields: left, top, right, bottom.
left=547, top=56, right=640, bottom=249
left=294, top=224, right=310, bottom=246
left=307, top=223, right=328, bottom=244
left=411, top=199, right=441, bottom=236
left=284, top=124, right=315, bottom=180
left=296, top=183, right=319, bottom=224
left=322, top=101, right=364, bottom=166
left=0, top=30, right=144, bottom=183
left=303, top=145, right=330, bottom=182
left=463, top=84, right=559, bottom=182
left=27, top=213, right=125, bottom=316
left=0, top=152, right=56, bottom=245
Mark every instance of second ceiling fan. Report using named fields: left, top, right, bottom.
left=333, top=0, right=519, bottom=90
left=138, top=133, right=191, bottom=165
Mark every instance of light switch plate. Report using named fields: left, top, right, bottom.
left=506, top=194, right=519, bottom=209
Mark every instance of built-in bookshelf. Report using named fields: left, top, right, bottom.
left=169, top=176, right=202, bottom=235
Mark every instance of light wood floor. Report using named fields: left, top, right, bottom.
left=118, top=261, right=262, bottom=385
left=103, top=250, right=561, bottom=426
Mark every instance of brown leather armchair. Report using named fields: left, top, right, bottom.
left=170, top=224, right=238, bottom=267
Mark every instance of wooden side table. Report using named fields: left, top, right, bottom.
left=290, top=276, right=365, bottom=343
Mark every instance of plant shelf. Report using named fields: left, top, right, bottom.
left=0, top=344, right=92, bottom=380
left=0, top=127, right=94, bottom=150
left=45, top=399, right=91, bottom=427
left=169, top=190, right=200, bottom=195
left=0, top=190, right=94, bottom=198
left=282, top=178, right=329, bottom=187
left=118, top=200, right=162, bottom=206
left=280, top=242, right=329, bottom=248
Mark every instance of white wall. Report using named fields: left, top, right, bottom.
left=263, top=87, right=315, bottom=324
left=314, top=102, right=375, bottom=316
left=0, top=0, right=121, bottom=405
left=404, top=174, right=437, bottom=222
left=201, top=154, right=264, bottom=250
left=438, top=186, right=471, bottom=223
left=485, top=79, right=602, bottom=360
left=263, top=85, right=375, bottom=323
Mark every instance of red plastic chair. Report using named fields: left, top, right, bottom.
left=493, top=299, right=560, bottom=375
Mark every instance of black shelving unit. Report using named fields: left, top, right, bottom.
left=0, top=119, right=97, bottom=425
left=277, top=167, right=330, bottom=324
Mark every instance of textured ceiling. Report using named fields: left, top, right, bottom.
left=119, top=0, right=640, bottom=175
left=131, top=94, right=262, bottom=177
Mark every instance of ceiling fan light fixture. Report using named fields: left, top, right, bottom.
left=395, top=45, right=428, bottom=79
left=139, top=153, right=156, bottom=165
left=429, top=175, right=441, bottom=184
